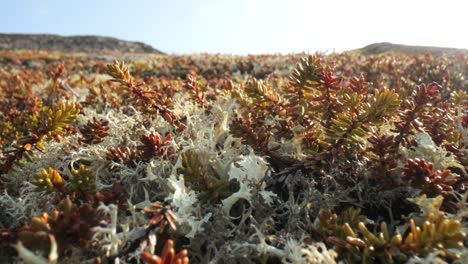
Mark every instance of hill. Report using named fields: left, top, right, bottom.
left=357, top=42, right=468, bottom=56
left=0, top=33, right=163, bottom=54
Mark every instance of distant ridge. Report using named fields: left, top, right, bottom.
left=357, top=42, right=468, bottom=56
left=0, top=33, right=163, bottom=54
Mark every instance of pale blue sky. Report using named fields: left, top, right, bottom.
left=2, top=0, right=466, bottom=54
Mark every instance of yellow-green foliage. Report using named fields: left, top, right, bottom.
left=71, top=164, right=96, bottom=194
left=237, top=55, right=403, bottom=166
left=107, top=60, right=132, bottom=83
left=319, top=205, right=466, bottom=263
left=39, top=102, right=79, bottom=141
left=32, top=167, right=64, bottom=192
left=0, top=101, right=79, bottom=177
left=177, top=150, right=231, bottom=202
left=243, top=78, right=284, bottom=113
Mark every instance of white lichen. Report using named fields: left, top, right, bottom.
left=166, top=175, right=211, bottom=238
left=222, top=151, right=276, bottom=214
left=91, top=204, right=122, bottom=257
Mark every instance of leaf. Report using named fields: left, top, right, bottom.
left=289, top=55, right=322, bottom=90
left=106, top=60, right=132, bottom=83
left=32, top=168, right=64, bottom=192
left=365, top=88, right=401, bottom=122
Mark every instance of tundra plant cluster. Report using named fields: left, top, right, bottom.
left=0, top=50, right=467, bottom=263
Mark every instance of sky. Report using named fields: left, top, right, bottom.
left=1, top=0, right=467, bottom=54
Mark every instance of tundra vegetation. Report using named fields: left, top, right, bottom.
left=0, top=49, right=467, bottom=263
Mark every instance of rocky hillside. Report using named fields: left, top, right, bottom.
left=0, top=33, right=163, bottom=54
left=358, top=42, right=468, bottom=56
